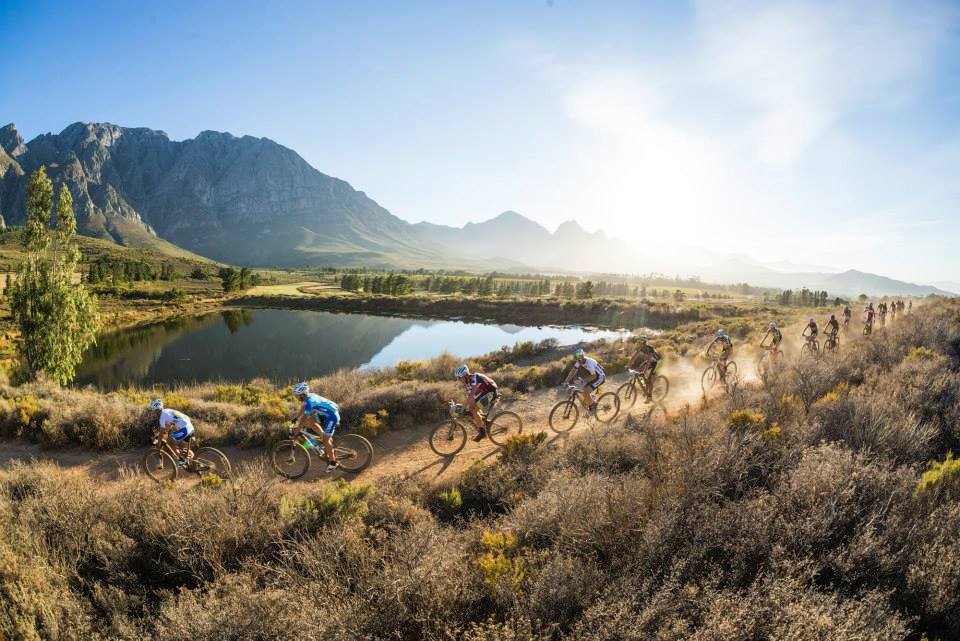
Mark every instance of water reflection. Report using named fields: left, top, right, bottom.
left=75, top=308, right=626, bottom=390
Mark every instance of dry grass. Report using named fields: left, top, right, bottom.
left=1, top=301, right=960, bottom=640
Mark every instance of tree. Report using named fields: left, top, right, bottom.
left=190, top=266, right=207, bottom=279
left=9, top=168, right=99, bottom=384
left=575, top=280, right=594, bottom=299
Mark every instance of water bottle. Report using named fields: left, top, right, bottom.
left=305, top=434, right=319, bottom=449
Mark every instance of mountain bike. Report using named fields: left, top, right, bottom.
left=863, top=319, right=873, bottom=336
left=428, top=401, right=523, bottom=457
left=800, top=335, right=820, bottom=359
left=616, top=367, right=669, bottom=410
left=823, top=331, right=840, bottom=354
left=271, top=425, right=373, bottom=479
left=843, top=316, right=851, bottom=332
left=701, top=356, right=738, bottom=393
left=549, top=383, right=620, bottom=433
left=143, top=432, right=232, bottom=483
left=757, top=343, right=784, bottom=375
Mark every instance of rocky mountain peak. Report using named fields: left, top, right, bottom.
left=0, top=123, right=27, bottom=158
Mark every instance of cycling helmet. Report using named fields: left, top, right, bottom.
left=573, top=348, right=586, bottom=359
left=637, top=335, right=648, bottom=343
left=293, top=382, right=309, bottom=396
left=454, top=364, right=469, bottom=379
left=769, top=322, right=777, bottom=329
left=717, top=329, right=726, bottom=337
left=150, top=399, right=163, bottom=411
left=830, top=314, right=836, bottom=320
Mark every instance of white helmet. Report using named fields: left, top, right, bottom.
left=717, top=329, right=726, bottom=337
left=293, top=382, right=309, bottom=396
left=455, top=364, right=469, bottom=379
left=769, top=322, right=777, bottom=329
left=150, top=399, right=163, bottom=411
left=809, top=317, right=815, bottom=322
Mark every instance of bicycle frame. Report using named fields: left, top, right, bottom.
left=152, top=432, right=190, bottom=462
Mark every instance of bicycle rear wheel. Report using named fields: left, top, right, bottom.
left=333, top=434, right=373, bottom=472
left=594, top=392, right=621, bottom=424
left=616, top=380, right=638, bottom=410
left=144, top=449, right=178, bottom=483
left=429, top=421, right=467, bottom=457
left=549, top=400, right=579, bottom=433
left=193, top=446, right=232, bottom=480
left=487, top=411, right=522, bottom=446
left=701, top=366, right=718, bottom=392
left=272, top=440, right=311, bottom=479
left=651, top=375, right=669, bottom=402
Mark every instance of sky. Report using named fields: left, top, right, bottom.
left=3, top=0, right=960, bottom=284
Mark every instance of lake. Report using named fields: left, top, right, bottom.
left=74, top=308, right=629, bottom=389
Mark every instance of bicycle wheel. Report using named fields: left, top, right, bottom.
left=616, top=380, right=638, bottom=410
left=271, top=439, right=311, bottom=479
left=757, top=352, right=771, bottom=376
left=429, top=421, right=467, bottom=457
left=143, top=449, right=178, bottom=483
left=701, top=366, right=718, bottom=392
left=724, top=361, right=740, bottom=391
left=549, top=400, right=579, bottom=433
left=487, top=411, right=523, bottom=446
left=193, top=446, right=232, bottom=480
left=594, top=392, right=621, bottom=424
left=800, top=343, right=813, bottom=359
left=333, top=434, right=373, bottom=472
left=651, top=375, right=669, bottom=402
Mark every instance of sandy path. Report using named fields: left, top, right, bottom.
left=1, top=318, right=888, bottom=487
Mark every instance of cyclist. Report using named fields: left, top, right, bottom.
left=802, top=317, right=819, bottom=349
left=454, top=364, right=499, bottom=441
left=628, top=336, right=662, bottom=402
left=761, top=321, right=783, bottom=350
left=150, top=399, right=195, bottom=466
left=843, top=305, right=852, bottom=328
left=292, top=382, right=340, bottom=472
left=908, top=300, right=912, bottom=315
left=563, top=348, right=605, bottom=414
left=707, top=329, right=734, bottom=377
left=825, top=314, right=840, bottom=337
left=864, top=303, right=875, bottom=334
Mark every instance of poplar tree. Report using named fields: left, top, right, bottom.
left=9, top=167, right=99, bottom=384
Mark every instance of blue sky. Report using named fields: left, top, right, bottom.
left=3, top=0, right=959, bottom=283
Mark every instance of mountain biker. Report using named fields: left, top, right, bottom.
left=864, top=303, right=875, bottom=332
left=707, top=329, right=733, bottom=376
left=150, top=399, right=195, bottom=466
left=802, top=317, right=819, bottom=346
left=563, top=348, right=605, bottom=414
left=292, top=382, right=340, bottom=472
left=825, top=314, right=840, bottom=337
left=761, top=321, right=783, bottom=350
left=455, top=364, right=499, bottom=441
left=843, top=306, right=852, bottom=326
left=628, top=336, right=662, bottom=402
left=908, top=300, right=912, bottom=314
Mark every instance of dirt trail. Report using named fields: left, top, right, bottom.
left=0, top=319, right=887, bottom=487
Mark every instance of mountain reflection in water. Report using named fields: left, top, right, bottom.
left=74, top=308, right=626, bottom=390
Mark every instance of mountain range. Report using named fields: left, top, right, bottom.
left=0, top=121, right=954, bottom=298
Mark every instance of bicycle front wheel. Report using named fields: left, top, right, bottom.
left=701, top=366, right=718, bottom=392
left=724, top=361, right=740, bottom=391
left=193, top=446, right=232, bottom=480
left=333, top=434, right=373, bottom=472
left=651, top=375, right=669, bottom=402
left=549, top=400, right=579, bottom=433
left=487, top=411, right=522, bottom=446
left=429, top=421, right=467, bottom=457
left=594, top=392, right=621, bottom=424
left=144, top=449, right=178, bottom=483
left=272, top=440, right=311, bottom=479
left=616, top=380, right=638, bottom=410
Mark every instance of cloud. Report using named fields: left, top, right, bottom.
left=696, top=0, right=957, bottom=162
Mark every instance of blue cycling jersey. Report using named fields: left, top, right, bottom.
left=303, top=393, right=341, bottom=436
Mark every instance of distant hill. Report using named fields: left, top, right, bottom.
left=0, top=122, right=446, bottom=267
left=0, top=121, right=952, bottom=297
left=413, top=212, right=643, bottom=273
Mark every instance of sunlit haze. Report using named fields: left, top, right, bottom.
left=4, top=0, right=959, bottom=283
